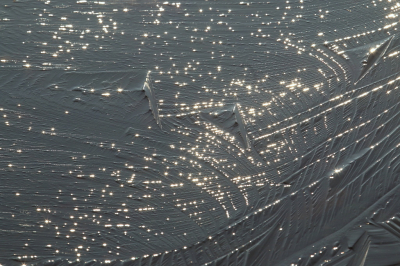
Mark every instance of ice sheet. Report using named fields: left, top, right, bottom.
left=1, top=0, right=400, bottom=265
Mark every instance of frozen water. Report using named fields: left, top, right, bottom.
left=2, top=0, right=400, bottom=265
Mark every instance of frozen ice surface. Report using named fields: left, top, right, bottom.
left=2, top=0, right=400, bottom=265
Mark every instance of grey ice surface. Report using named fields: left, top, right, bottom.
left=2, top=0, right=400, bottom=265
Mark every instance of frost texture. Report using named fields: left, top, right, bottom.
left=1, top=0, right=400, bottom=265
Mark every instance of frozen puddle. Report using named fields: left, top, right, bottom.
left=1, top=0, right=400, bottom=265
